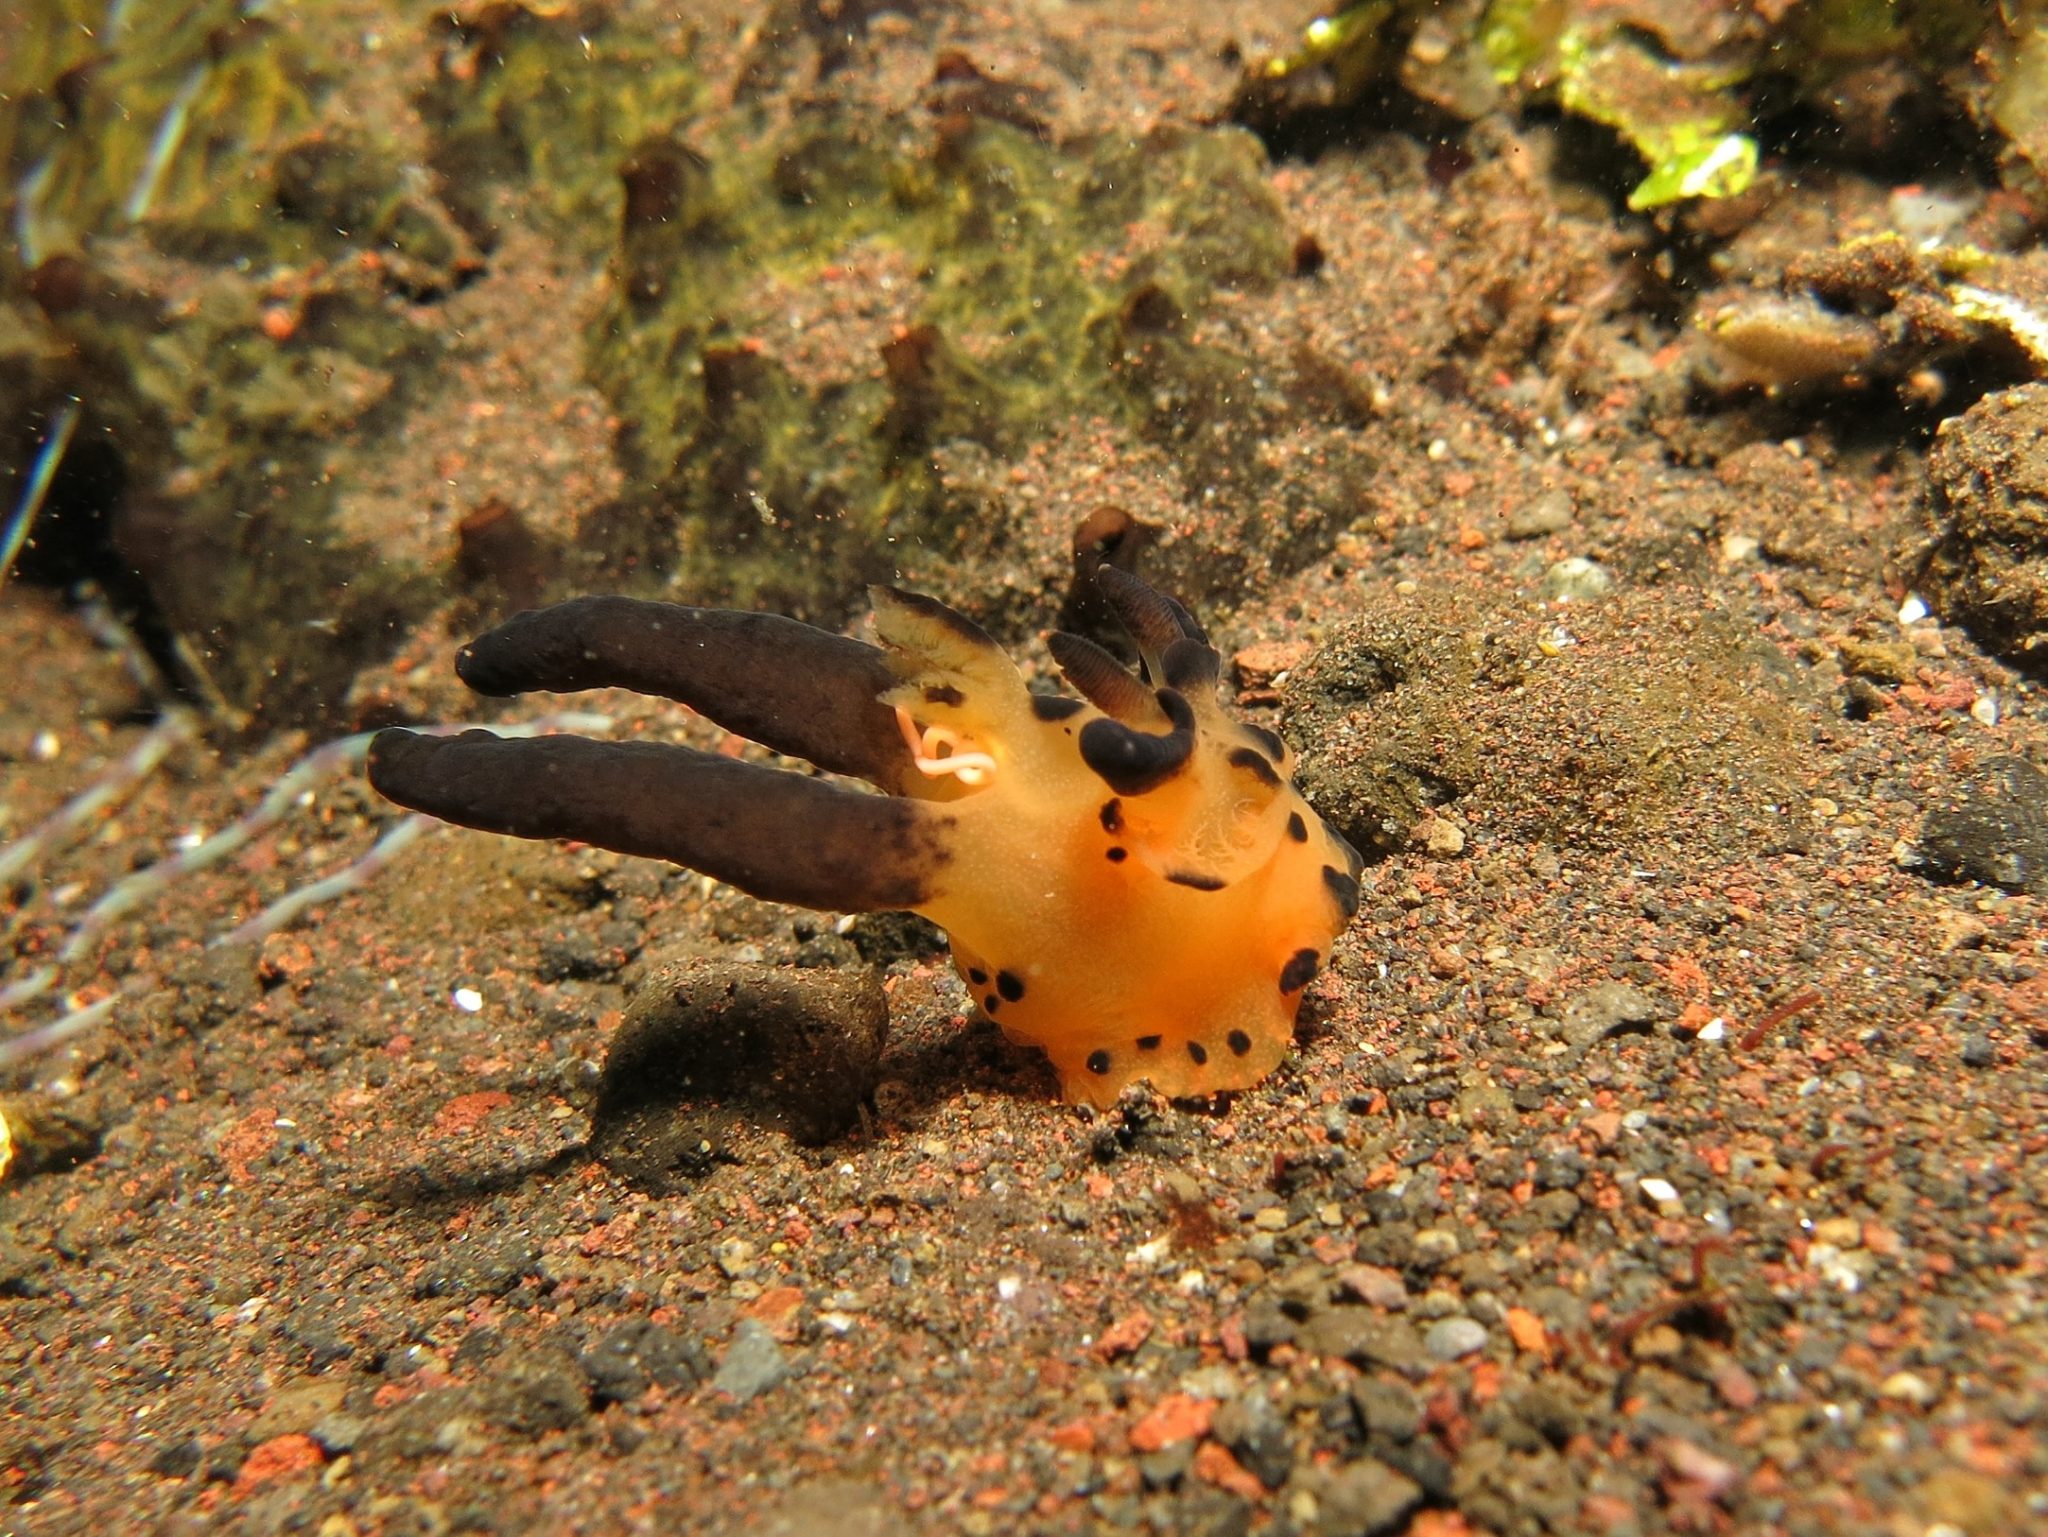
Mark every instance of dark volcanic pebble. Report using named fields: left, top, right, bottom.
left=591, top=957, right=890, bottom=1183
left=1917, top=756, right=2048, bottom=895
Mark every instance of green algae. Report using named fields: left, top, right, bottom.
left=423, top=4, right=1294, bottom=612
left=1239, top=1, right=2027, bottom=212
left=1551, top=28, right=1755, bottom=213
left=1, top=1, right=463, bottom=726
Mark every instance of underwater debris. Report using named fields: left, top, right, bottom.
left=0, top=403, right=79, bottom=590
left=0, top=714, right=610, bottom=1071
left=1695, top=237, right=2048, bottom=399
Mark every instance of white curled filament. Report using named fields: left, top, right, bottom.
left=895, top=707, right=997, bottom=787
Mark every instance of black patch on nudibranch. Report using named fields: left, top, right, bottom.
left=996, top=970, right=1025, bottom=1002
left=1322, top=865, right=1361, bottom=918
left=1137, top=1035, right=1162, bottom=1050
left=1286, top=811, right=1308, bottom=842
left=1248, top=724, right=1287, bottom=761
left=1086, top=1050, right=1111, bottom=1075
left=1106, top=846, right=1127, bottom=862
left=1227, top=1029, right=1252, bottom=1056
left=1078, top=689, right=1196, bottom=795
left=1186, top=1041, right=1209, bottom=1065
left=1167, top=870, right=1227, bottom=891
left=1099, top=799, right=1123, bottom=833
left=968, top=967, right=988, bottom=985
left=1161, top=637, right=1220, bottom=693
left=880, top=585, right=1002, bottom=650
left=1279, top=948, right=1319, bottom=992
left=924, top=683, right=965, bottom=707
left=1030, top=693, right=1086, bottom=722
left=1227, top=746, right=1282, bottom=788
left=983, top=993, right=1000, bottom=1013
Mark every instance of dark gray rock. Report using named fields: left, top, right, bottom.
left=1314, top=1456, right=1423, bottom=1536
left=578, top=1318, right=709, bottom=1405
left=1918, top=757, right=2048, bottom=896
left=593, top=956, right=890, bottom=1189
left=480, top=1348, right=589, bottom=1437
left=712, top=1320, right=790, bottom=1404
left=1213, top=1392, right=1292, bottom=1488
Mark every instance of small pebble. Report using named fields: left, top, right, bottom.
left=1540, top=556, right=1613, bottom=603
left=1423, top=1317, right=1488, bottom=1361
left=711, top=1320, right=789, bottom=1404
left=1506, top=490, right=1573, bottom=539
left=1962, top=1034, right=1996, bottom=1068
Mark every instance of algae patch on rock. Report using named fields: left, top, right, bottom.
left=1281, top=588, right=1808, bottom=859
left=1919, top=383, right=2048, bottom=672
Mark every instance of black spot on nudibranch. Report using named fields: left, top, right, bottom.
left=1279, top=948, right=1319, bottom=992
left=1030, top=693, right=1086, bottom=722
left=1227, top=1029, right=1252, bottom=1056
left=924, top=683, right=965, bottom=707
left=996, top=970, right=1025, bottom=1002
left=1086, top=1050, right=1111, bottom=1075
left=1247, top=724, right=1287, bottom=761
left=1106, top=846, right=1128, bottom=862
left=1099, top=799, right=1123, bottom=833
left=1322, top=865, right=1361, bottom=919
left=1167, top=870, right=1227, bottom=891
left=968, top=967, right=988, bottom=985
left=1137, top=1035, right=1162, bottom=1050
left=1227, top=746, right=1282, bottom=788
left=1078, top=690, right=1196, bottom=795
left=983, top=994, right=1000, bottom=1013
left=1286, top=811, right=1308, bottom=843
left=1186, top=1041, right=1209, bottom=1065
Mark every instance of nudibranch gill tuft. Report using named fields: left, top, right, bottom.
left=368, top=569, right=1361, bottom=1107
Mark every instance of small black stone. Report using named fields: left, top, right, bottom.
left=1227, top=1029, right=1252, bottom=1056
left=1086, top=1050, right=1112, bottom=1075
left=1187, top=1041, right=1209, bottom=1065
left=996, top=970, right=1025, bottom=1002
left=1279, top=948, right=1319, bottom=992
left=1286, top=811, right=1308, bottom=843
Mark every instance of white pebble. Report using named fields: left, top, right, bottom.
left=451, top=987, right=484, bottom=1013
left=1638, top=1176, right=1680, bottom=1205
left=1897, top=593, right=1930, bottom=625
left=1698, top=1017, right=1727, bottom=1042
left=1971, top=693, right=1999, bottom=727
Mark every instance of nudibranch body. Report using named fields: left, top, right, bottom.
left=870, top=580, right=1359, bottom=1103
left=368, top=569, right=1360, bottom=1108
